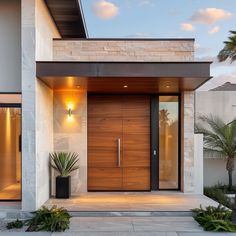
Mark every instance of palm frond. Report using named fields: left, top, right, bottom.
left=196, top=115, right=236, bottom=159
left=218, top=30, right=236, bottom=62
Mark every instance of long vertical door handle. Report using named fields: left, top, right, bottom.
left=117, top=138, right=121, bottom=167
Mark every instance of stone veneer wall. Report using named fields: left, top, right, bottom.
left=22, top=0, right=59, bottom=211
left=53, top=39, right=194, bottom=61
left=53, top=91, right=87, bottom=194
left=181, top=91, right=195, bottom=193
left=36, top=80, right=53, bottom=205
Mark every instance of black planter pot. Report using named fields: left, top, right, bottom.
left=56, top=176, right=71, bottom=199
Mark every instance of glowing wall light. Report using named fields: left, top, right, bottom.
left=66, top=104, right=74, bottom=122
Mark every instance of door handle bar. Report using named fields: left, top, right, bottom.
left=117, top=138, right=121, bottom=167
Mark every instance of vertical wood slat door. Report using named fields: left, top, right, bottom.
left=88, top=95, right=150, bottom=191
left=122, top=95, right=150, bottom=190
left=88, top=95, right=123, bottom=190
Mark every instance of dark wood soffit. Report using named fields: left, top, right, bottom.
left=44, top=0, right=87, bottom=38
left=36, top=61, right=211, bottom=78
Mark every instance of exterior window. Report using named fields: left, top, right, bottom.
left=0, top=94, right=21, bottom=200
left=159, top=96, right=179, bottom=189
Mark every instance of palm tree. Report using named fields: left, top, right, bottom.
left=218, top=30, right=236, bottom=63
left=196, top=115, right=236, bottom=191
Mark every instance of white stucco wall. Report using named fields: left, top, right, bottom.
left=196, top=91, right=236, bottom=187
left=0, top=0, right=21, bottom=92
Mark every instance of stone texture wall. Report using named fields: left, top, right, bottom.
left=36, top=80, right=53, bottom=206
left=36, top=0, right=60, bottom=60
left=53, top=39, right=194, bottom=62
left=53, top=91, right=87, bottom=194
left=181, top=91, right=195, bottom=193
left=22, top=0, right=59, bottom=211
left=22, top=0, right=37, bottom=211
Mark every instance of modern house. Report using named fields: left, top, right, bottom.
left=196, top=83, right=236, bottom=187
left=0, top=0, right=212, bottom=211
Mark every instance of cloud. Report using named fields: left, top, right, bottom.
left=92, top=0, right=119, bottom=20
left=181, top=23, right=195, bottom=31
left=190, top=8, right=232, bottom=24
left=209, top=26, right=220, bottom=34
left=138, top=0, right=155, bottom=6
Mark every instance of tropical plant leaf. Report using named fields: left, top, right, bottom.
left=50, top=152, right=79, bottom=177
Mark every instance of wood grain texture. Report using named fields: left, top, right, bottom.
left=123, top=167, right=150, bottom=190
left=88, top=95, right=150, bottom=191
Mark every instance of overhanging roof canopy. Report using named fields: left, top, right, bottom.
left=36, top=61, right=212, bottom=92
left=44, top=0, right=87, bottom=38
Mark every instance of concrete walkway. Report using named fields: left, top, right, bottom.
left=0, top=216, right=235, bottom=235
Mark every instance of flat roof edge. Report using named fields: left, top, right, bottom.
left=53, top=38, right=195, bottom=41
left=37, top=61, right=212, bottom=64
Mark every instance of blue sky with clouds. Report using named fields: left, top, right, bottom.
left=81, top=0, right=236, bottom=90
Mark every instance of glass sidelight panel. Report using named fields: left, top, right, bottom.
left=159, top=96, right=179, bottom=189
left=0, top=107, right=21, bottom=200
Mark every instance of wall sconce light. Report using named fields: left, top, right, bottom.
left=67, top=108, right=73, bottom=117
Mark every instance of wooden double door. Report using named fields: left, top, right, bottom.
left=88, top=95, right=150, bottom=191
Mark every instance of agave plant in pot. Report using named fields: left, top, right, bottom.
left=50, top=152, right=79, bottom=199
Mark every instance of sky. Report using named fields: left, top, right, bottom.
left=81, top=0, right=236, bottom=91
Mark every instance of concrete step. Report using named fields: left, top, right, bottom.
left=69, top=211, right=193, bottom=217
left=1, top=210, right=192, bottom=219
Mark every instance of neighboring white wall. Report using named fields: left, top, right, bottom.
left=36, top=80, right=53, bottom=207
left=196, top=91, right=236, bottom=187
left=195, top=91, right=236, bottom=123
left=204, top=159, right=236, bottom=186
left=194, top=134, right=203, bottom=194
left=53, top=91, right=87, bottom=194
left=0, top=0, right=21, bottom=92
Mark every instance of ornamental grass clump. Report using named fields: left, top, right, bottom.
left=50, top=152, right=79, bottom=177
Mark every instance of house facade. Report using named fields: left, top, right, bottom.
left=0, top=0, right=211, bottom=211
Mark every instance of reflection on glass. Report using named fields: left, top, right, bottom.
left=159, top=96, right=179, bottom=189
left=0, top=108, right=21, bottom=200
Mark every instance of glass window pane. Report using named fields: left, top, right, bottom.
left=0, top=107, right=21, bottom=200
left=159, top=96, right=179, bottom=189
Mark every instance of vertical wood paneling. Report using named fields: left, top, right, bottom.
left=88, top=95, right=150, bottom=191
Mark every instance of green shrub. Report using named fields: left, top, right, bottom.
left=192, top=205, right=236, bottom=232
left=217, top=184, right=236, bottom=194
left=204, top=186, right=233, bottom=209
left=6, top=219, right=24, bottom=229
left=27, top=206, right=71, bottom=232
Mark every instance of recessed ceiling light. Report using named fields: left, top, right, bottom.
left=166, top=85, right=170, bottom=88
left=76, top=85, right=81, bottom=89
left=123, top=85, right=128, bottom=88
